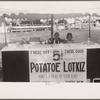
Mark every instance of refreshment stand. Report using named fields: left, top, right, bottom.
left=1, top=13, right=100, bottom=83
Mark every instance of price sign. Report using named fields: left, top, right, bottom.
left=29, top=48, right=87, bottom=82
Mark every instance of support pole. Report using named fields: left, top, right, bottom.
left=84, top=13, right=94, bottom=45
left=3, top=17, right=7, bottom=46
left=4, top=23, right=7, bottom=46
left=51, top=14, right=53, bottom=44
left=89, top=13, right=91, bottom=39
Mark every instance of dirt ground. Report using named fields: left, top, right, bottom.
left=0, top=28, right=100, bottom=82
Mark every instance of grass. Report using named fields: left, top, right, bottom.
left=5, top=29, right=100, bottom=44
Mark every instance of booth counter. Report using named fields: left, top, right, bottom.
left=1, top=42, right=100, bottom=82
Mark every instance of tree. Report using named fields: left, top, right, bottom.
left=34, top=19, right=42, bottom=24
left=58, top=19, right=67, bottom=24
left=18, top=13, right=25, bottom=19
left=3, top=13, right=9, bottom=18
left=10, top=13, right=17, bottom=19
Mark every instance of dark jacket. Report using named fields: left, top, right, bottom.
left=48, top=38, right=64, bottom=44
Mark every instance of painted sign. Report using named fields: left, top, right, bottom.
left=29, top=48, right=87, bottom=82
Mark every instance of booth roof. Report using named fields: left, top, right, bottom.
left=0, top=1, right=100, bottom=15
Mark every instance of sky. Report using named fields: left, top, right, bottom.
left=0, top=1, right=100, bottom=15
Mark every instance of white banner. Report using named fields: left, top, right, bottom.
left=29, top=48, right=87, bottom=82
